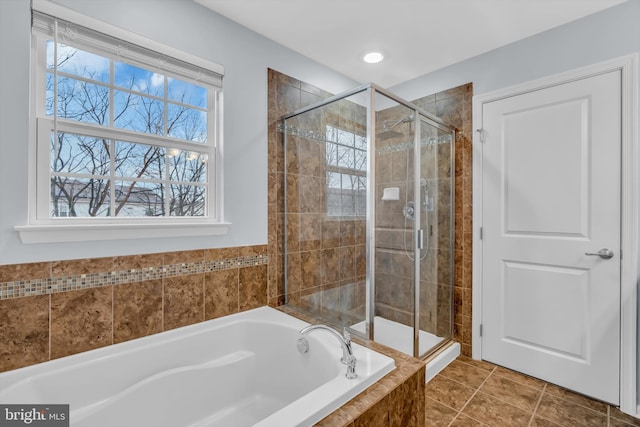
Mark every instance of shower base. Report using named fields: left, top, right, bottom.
left=350, top=316, right=459, bottom=382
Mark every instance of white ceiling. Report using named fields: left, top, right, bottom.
left=195, top=0, right=626, bottom=88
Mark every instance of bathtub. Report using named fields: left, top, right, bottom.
left=0, top=306, right=395, bottom=427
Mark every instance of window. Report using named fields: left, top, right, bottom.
left=325, top=125, right=367, bottom=217
left=29, top=10, right=223, bottom=233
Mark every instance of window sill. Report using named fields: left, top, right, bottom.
left=15, top=222, right=230, bottom=244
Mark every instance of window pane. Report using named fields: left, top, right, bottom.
left=115, top=181, right=164, bottom=217
left=355, top=135, right=367, bottom=150
left=358, top=176, right=367, bottom=191
left=341, top=193, right=355, bottom=216
left=51, top=132, right=110, bottom=176
left=337, top=129, right=354, bottom=146
left=47, top=41, right=109, bottom=83
left=167, top=104, right=207, bottom=143
left=327, top=171, right=340, bottom=189
left=355, top=149, right=367, bottom=171
left=114, top=141, right=165, bottom=180
left=326, top=142, right=337, bottom=166
left=50, top=177, right=110, bottom=217
left=114, top=91, right=164, bottom=134
left=341, top=174, right=356, bottom=191
left=168, top=78, right=207, bottom=108
left=48, top=75, right=109, bottom=125
left=46, top=74, right=54, bottom=116
left=114, top=62, right=164, bottom=97
left=337, top=145, right=354, bottom=169
left=170, top=184, right=205, bottom=216
left=169, top=151, right=207, bottom=183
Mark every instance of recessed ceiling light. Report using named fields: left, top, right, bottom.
left=363, top=52, right=384, bottom=64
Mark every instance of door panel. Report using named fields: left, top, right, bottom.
left=482, top=70, right=621, bottom=404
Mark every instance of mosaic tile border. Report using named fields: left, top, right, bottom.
left=277, top=122, right=454, bottom=153
left=0, top=255, right=268, bottom=300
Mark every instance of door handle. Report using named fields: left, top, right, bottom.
left=585, top=248, right=614, bottom=260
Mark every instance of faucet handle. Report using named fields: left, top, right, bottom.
left=342, top=327, right=351, bottom=344
left=340, top=328, right=356, bottom=366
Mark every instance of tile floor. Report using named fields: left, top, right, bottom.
left=426, top=356, right=640, bottom=426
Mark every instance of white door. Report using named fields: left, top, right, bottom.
left=481, top=70, right=621, bottom=404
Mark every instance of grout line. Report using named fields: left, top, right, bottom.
left=545, top=386, right=610, bottom=417
left=111, top=285, right=114, bottom=345
left=528, top=383, right=547, bottom=426
left=48, top=293, right=52, bottom=362
left=447, top=365, right=496, bottom=426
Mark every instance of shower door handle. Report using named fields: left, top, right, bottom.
left=585, top=248, right=614, bottom=259
left=417, top=229, right=424, bottom=250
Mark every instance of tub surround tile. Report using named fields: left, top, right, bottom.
left=0, top=245, right=270, bottom=372
left=204, top=247, right=239, bottom=261
left=0, top=295, right=49, bottom=371
left=163, top=274, right=204, bottom=330
left=353, top=396, right=389, bottom=427
left=239, top=264, right=268, bottom=311
left=52, top=257, right=114, bottom=276
left=389, top=372, right=424, bottom=427
left=50, top=287, right=113, bottom=359
left=0, top=262, right=51, bottom=282
left=113, top=253, right=163, bottom=271
left=113, top=280, right=163, bottom=343
left=204, top=269, right=239, bottom=320
left=163, top=250, right=204, bottom=265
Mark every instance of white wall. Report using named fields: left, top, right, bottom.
left=0, top=0, right=357, bottom=264
left=391, top=1, right=640, bottom=99
left=390, top=0, right=640, bottom=412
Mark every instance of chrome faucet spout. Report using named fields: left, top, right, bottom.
left=300, top=324, right=357, bottom=379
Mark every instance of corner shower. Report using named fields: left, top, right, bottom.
left=280, top=83, right=456, bottom=362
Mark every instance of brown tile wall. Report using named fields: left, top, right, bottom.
left=0, top=246, right=269, bottom=372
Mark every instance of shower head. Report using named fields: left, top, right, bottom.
left=377, top=129, right=404, bottom=140
left=378, top=113, right=414, bottom=140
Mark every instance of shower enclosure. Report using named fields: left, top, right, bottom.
left=281, top=83, right=455, bottom=359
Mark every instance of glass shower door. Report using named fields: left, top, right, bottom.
left=416, top=116, right=455, bottom=358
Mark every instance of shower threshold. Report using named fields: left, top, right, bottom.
left=350, top=316, right=460, bottom=382
left=350, top=316, right=442, bottom=356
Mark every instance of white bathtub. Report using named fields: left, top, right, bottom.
left=0, top=306, right=395, bottom=427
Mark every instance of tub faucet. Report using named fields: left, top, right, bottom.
left=299, top=324, right=357, bottom=379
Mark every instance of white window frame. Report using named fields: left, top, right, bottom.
left=17, top=0, right=229, bottom=243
